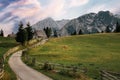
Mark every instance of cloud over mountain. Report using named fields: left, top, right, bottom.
left=0, top=0, right=120, bottom=36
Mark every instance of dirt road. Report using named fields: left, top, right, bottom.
left=9, top=50, right=52, bottom=80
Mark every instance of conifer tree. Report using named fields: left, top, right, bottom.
left=71, top=31, right=76, bottom=35
left=78, top=29, right=82, bottom=35
left=114, top=22, right=120, bottom=32
left=0, top=29, right=4, bottom=37
left=44, top=27, right=52, bottom=38
left=105, top=25, right=111, bottom=33
left=53, top=30, right=58, bottom=37
left=26, top=22, right=34, bottom=41
left=16, top=22, right=28, bottom=45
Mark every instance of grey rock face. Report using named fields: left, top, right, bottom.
left=60, top=11, right=120, bottom=36
left=32, top=17, right=69, bottom=36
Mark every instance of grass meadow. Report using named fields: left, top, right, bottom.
left=27, top=33, right=120, bottom=80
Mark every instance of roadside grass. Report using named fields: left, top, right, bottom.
left=0, top=37, right=18, bottom=57
left=0, top=37, right=18, bottom=80
left=27, top=33, right=120, bottom=80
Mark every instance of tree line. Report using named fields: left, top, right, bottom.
left=15, top=22, right=56, bottom=45
left=15, top=22, right=34, bottom=45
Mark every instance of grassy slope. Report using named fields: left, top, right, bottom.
left=28, top=33, right=120, bottom=80
left=0, top=37, right=18, bottom=80
left=0, top=37, right=18, bottom=57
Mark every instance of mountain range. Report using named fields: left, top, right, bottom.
left=32, top=17, right=69, bottom=35
left=32, top=11, right=120, bottom=36
left=60, top=11, right=120, bottom=36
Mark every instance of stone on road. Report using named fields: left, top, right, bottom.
left=8, top=50, right=52, bottom=80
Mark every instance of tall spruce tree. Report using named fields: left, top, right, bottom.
left=114, top=22, right=120, bottom=32
left=16, top=22, right=28, bottom=45
left=53, top=30, right=58, bottom=37
left=44, top=27, right=52, bottom=38
left=105, top=25, right=111, bottom=33
left=78, top=29, right=82, bottom=35
left=71, top=31, right=76, bottom=35
left=0, top=29, right=4, bottom=37
left=26, top=22, right=33, bottom=41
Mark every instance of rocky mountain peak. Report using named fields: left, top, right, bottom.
left=60, top=11, right=120, bottom=36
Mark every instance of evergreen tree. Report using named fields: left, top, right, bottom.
left=16, top=22, right=28, bottom=45
left=43, top=27, right=52, bottom=38
left=0, top=29, right=4, bottom=37
left=78, top=29, right=82, bottom=35
left=26, top=22, right=34, bottom=41
left=105, top=25, right=111, bottom=33
left=114, top=22, right=120, bottom=32
left=101, top=31, right=104, bottom=33
left=53, top=30, right=58, bottom=37
left=71, top=31, right=76, bottom=35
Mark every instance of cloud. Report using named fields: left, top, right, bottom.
left=69, top=0, right=89, bottom=7
left=6, top=0, right=41, bottom=18
left=43, top=0, right=66, bottom=19
left=86, top=3, right=120, bottom=14
left=87, top=5, right=106, bottom=13
left=0, top=0, right=120, bottom=36
left=0, top=0, right=66, bottom=35
left=0, top=0, right=43, bottom=36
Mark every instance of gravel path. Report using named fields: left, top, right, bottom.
left=8, top=40, right=52, bottom=80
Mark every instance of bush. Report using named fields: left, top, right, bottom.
left=43, top=62, right=54, bottom=70
left=59, top=66, right=81, bottom=78
left=59, top=69, right=69, bottom=76
left=32, top=58, right=36, bottom=66
left=22, top=51, right=27, bottom=57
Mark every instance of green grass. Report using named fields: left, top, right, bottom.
left=28, top=33, right=120, bottom=80
left=0, top=37, right=18, bottom=80
left=0, top=37, right=18, bottom=57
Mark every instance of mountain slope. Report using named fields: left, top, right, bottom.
left=32, top=17, right=59, bottom=30
left=60, top=11, right=120, bottom=36
left=32, top=17, right=70, bottom=36
left=56, top=19, right=70, bottom=29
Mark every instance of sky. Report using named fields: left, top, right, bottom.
left=0, top=0, right=120, bottom=36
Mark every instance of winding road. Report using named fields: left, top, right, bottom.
left=9, top=50, right=52, bottom=80
left=8, top=40, right=52, bottom=80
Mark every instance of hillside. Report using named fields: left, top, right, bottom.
left=28, top=33, right=120, bottom=80
left=0, top=37, right=18, bottom=57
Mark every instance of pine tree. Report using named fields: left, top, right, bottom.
left=0, top=29, right=4, bottom=37
left=105, top=25, right=111, bottom=33
left=26, top=22, right=34, bottom=41
left=53, top=30, right=58, bottom=37
left=78, top=29, right=82, bottom=35
left=43, top=27, right=52, bottom=38
left=114, top=22, right=120, bottom=32
left=71, top=31, right=76, bottom=35
left=16, top=22, right=28, bottom=45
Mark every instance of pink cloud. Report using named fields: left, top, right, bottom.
left=69, top=0, right=89, bottom=7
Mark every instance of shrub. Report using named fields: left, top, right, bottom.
left=43, top=62, right=54, bottom=70
left=32, top=58, right=36, bottom=66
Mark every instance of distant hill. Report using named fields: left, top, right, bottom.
left=32, top=17, right=69, bottom=36
left=60, top=11, right=120, bottom=36
left=32, top=17, right=69, bottom=30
